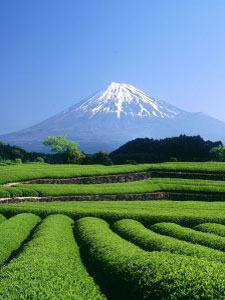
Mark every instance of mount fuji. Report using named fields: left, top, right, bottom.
left=1, top=82, right=225, bottom=153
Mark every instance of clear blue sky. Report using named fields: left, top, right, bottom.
left=1, top=0, right=225, bottom=134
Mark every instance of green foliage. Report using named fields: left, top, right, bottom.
left=0, top=188, right=10, bottom=198
left=5, top=177, right=225, bottom=199
left=0, top=163, right=153, bottom=184
left=14, top=158, right=22, bottom=164
left=126, top=159, right=137, bottom=165
left=150, top=222, right=225, bottom=252
left=110, top=135, right=222, bottom=163
left=0, top=214, right=6, bottom=224
left=91, top=151, right=113, bottom=165
left=75, top=217, right=225, bottom=299
left=113, top=219, right=225, bottom=264
left=0, top=142, right=48, bottom=163
left=0, top=213, right=40, bottom=266
left=3, top=161, right=225, bottom=185
left=42, top=135, right=79, bottom=153
left=169, top=156, right=178, bottom=162
left=62, top=148, right=85, bottom=164
left=194, top=223, right=225, bottom=237
left=209, top=145, right=225, bottom=161
left=0, top=214, right=105, bottom=299
left=14, top=180, right=159, bottom=197
left=34, top=156, right=45, bottom=163
left=1, top=200, right=225, bottom=227
left=2, top=187, right=23, bottom=197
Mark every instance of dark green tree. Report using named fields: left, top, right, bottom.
left=63, top=148, right=85, bottom=164
left=92, top=151, right=113, bottom=165
left=42, top=135, right=84, bottom=164
left=209, top=145, right=225, bottom=161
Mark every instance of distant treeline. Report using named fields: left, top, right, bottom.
left=110, top=135, right=222, bottom=164
left=0, top=141, right=50, bottom=164
left=0, top=135, right=223, bottom=165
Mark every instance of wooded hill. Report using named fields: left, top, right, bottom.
left=110, top=135, right=222, bottom=164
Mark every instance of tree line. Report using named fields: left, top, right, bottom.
left=0, top=134, right=224, bottom=165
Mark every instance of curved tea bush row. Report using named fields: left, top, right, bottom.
left=151, top=222, right=225, bottom=252
left=75, top=217, right=225, bottom=300
left=0, top=213, right=40, bottom=266
left=0, top=214, right=106, bottom=299
left=194, top=223, right=225, bottom=237
left=2, top=162, right=225, bottom=184
left=2, top=200, right=225, bottom=228
left=113, top=219, right=225, bottom=264
left=3, top=177, right=225, bottom=199
left=0, top=163, right=153, bottom=184
left=13, top=180, right=160, bottom=197
left=0, top=214, right=6, bottom=224
left=0, top=186, right=39, bottom=198
left=0, top=188, right=10, bottom=198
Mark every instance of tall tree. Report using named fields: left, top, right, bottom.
left=42, top=135, right=79, bottom=153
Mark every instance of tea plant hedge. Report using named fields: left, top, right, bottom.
left=0, top=214, right=105, bottom=299
left=0, top=213, right=40, bottom=266
left=113, top=219, right=225, bottom=263
left=194, top=222, right=225, bottom=237
left=75, top=217, right=225, bottom=300
left=151, top=222, right=225, bottom=251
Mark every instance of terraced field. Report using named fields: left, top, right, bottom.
left=1, top=162, right=225, bottom=298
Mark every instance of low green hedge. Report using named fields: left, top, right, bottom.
left=194, top=223, right=225, bottom=237
left=151, top=222, right=225, bottom=252
left=113, top=219, right=225, bottom=263
left=75, top=217, right=225, bottom=300
left=0, top=213, right=40, bottom=266
left=0, top=214, right=105, bottom=299
left=0, top=214, right=6, bottom=224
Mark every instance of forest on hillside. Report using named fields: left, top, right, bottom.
left=0, top=135, right=223, bottom=165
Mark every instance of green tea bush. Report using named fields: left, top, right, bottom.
left=0, top=188, right=10, bottom=198
left=19, top=187, right=39, bottom=197
left=1, top=200, right=225, bottom=227
left=0, top=214, right=105, bottom=299
left=75, top=217, right=225, bottom=300
left=0, top=214, right=6, bottom=224
left=151, top=222, right=225, bottom=252
left=194, top=223, right=225, bottom=237
left=113, top=219, right=225, bottom=263
left=2, top=187, right=23, bottom=197
left=0, top=213, right=40, bottom=266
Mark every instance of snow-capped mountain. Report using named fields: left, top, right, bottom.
left=67, top=82, right=181, bottom=119
left=1, top=82, right=225, bottom=153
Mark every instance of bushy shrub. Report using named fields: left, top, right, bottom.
left=63, top=148, right=85, bottom=164
left=91, top=151, right=113, bottom=165
left=34, top=156, right=45, bottom=163
left=126, top=159, right=137, bottom=165
left=15, top=158, right=22, bottom=164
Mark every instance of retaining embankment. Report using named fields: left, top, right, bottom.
left=5, top=171, right=152, bottom=186
left=151, top=171, right=225, bottom=180
left=0, top=192, right=165, bottom=204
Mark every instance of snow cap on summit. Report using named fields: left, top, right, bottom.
left=73, top=82, right=181, bottom=119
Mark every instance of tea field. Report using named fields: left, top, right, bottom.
left=1, top=162, right=225, bottom=299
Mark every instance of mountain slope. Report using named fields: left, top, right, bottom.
left=1, top=82, right=225, bottom=153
